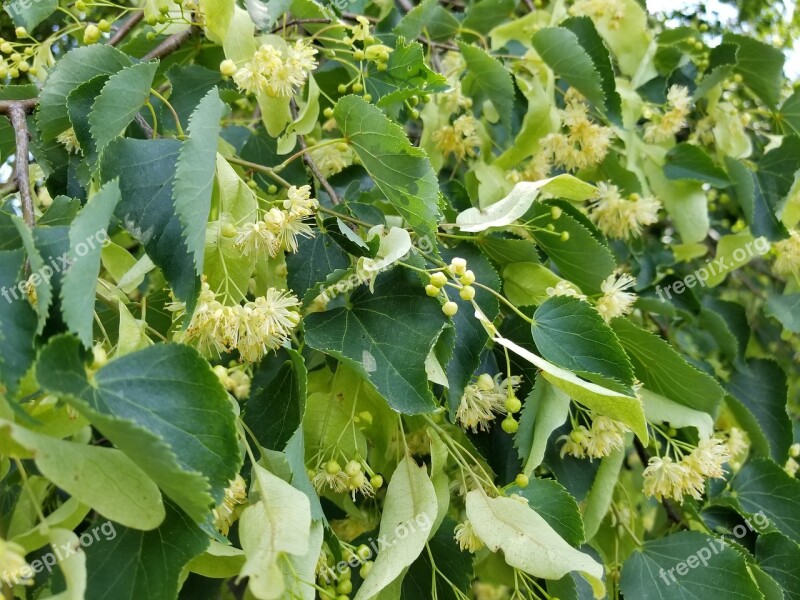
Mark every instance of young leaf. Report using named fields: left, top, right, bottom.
left=61, top=179, right=121, bottom=347
left=756, top=532, right=800, bottom=600
left=0, top=250, right=37, bottom=397
left=466, top=489, right=604, bottom=598
left=458, top=42, right=515, bottom=133
left=664, top=143, right=732, bottom=187
left=355, top=455, right=438, bottom=600
left=172, top=87, right=225, bottom=276
left=516, top=373, right=571, bottom=476
left=334, top=96, right=442, bottom=245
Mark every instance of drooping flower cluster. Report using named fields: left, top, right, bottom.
left=433, top=114, right=481, bottom=161
left=772, top=230, right=800, bottom=279
left=212, top=474, right=247, bottom=535
left=558, top=415, right=629, bottom=459
left=643, top=437, right=731, bottom=503
left=311, top=459, right=377, bottom=500
left=236, top=185, right=319, bottom=256
left=539, top=89, right=614, bottom=171
left=308, top=143, right=354, bottom=177
left=230, top=40, right=317, bottom=98
left=212, top=364, right=251, bottom=400
left=56, top=127, right=80, bottom=154
left=588, top=181, right=662, bottom=240
left=454, top=520, right=484, bottom=552
left=569, top=0, right=626, bottom=28
left=173, top=281, right=301, bottom=362
left=546, top=280, right=587, bottom=300
left=456, top=373, right=521, bottom=433
left=596, top=271, right=638, bottom=322
left=643, top=85, right=692, bottom=143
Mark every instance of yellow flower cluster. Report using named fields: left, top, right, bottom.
left=212, top=364, right=251, bottom=399
left=311, top=459, right=379, bottom=500
left=772, top=230, right=800, bottom=279
left=456, top=373, right=521, bottom=433
left=236, top=185, right=319, bottom=256
left=212, top=474, right=247, bottom=535
left=643, top=437, right=731, bottom=503
left=644, top=85, right=692, bottom=143
left=231, top=40, right=317, bottom=98
left=174, top=282, right=301, bottom=363
left=432, top=115, right=481, bottom=161
left=540, top=90, right=614, bottom=171
left=558, top=415, right=629, bottom=459
left=454, top=520, right=484, bottom=552
left=588, top=181, right=662, bottom=240
left=596, top=271, right=638, bottom=322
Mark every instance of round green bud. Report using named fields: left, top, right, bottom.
left=159, top=3, right=170, bottom=13
left=221, top=222, right=238, bottom=238
left=323, top=107, right=334, bottom=118
left=98, top=19, right=111, bottom=32
left=560, top=231, right=570, bottom=242
left=362, top=93, right=372, bottom=102
left=348, top=471, right=366, bottom=488
left=83, top=24, right=101, bottom=44
left=515, top=473, right=529, bottom=488
left=360, top=561, right=373, bottom=578
left=429, top=271, right=448, bottom=288
left=377, top=62, right=388, bottom=71
left=267, top=184, right=278, bottom=194
left=357, top=544, right=372, bottom=561
left=345, top=460, right=361, bottom=476
left=0, top=42, right=13, bottom=54
left=14, top=27, right=27, bottom=38
left=75, top=0, right=86, bottom=10
left=146, top=31, right=156, bottom=40
left=550, top=206, right=562, bottom=220
left=425, top=284, right=440, bottom=297
left=442, top=301, right=458, bottom=317
left=450, top=257, right=467, bottom=275
left=219, top=59, right=237, bottom=77
left=505, top=395, right=521, bottom=413
left=352, top=82, right=363, bottom=93
left=325, top=460, right=341, bottom=475
left=501, top=416, right=519, bottom=434
left=354, top=49, right=365, bottom=60
left=459, top=285, right=475, bottom=301
left=370, top=474, right=383, bottom=488
left=338, top=83, right=347, bottom=93
left=476, top=373, right=494, bottom=391
left=337, top=580, right=353, bottom=594
left=459, top=270, right=475, bottom=285
left=409, top=108, right=419, bottom=119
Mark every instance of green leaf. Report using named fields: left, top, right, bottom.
left=731, top=458, right=800, bottom=544
left=5, top=0, right=57, bottom=29
left=36, top=336, right=242, bottom=524
left=286, top=232, right=350, bottom=304
left=304, top=268, right=447, bottom=414
left=203, top=217, right=255, bottom=305
left=66, top=74, right=111, bottom=163
left=100, top=138, right=198, bottom=304
left=367, top=38, right=448, bottom=112
left=0, top=250, right=37, bottom=396
left=354, top=455, right=438, bottom=600
left=61, top=179, right=121, bottom=347
left=393, top=0, right=459, bottom=42
left=238, top=463, right=312, bottom=599
left=516, top=374, right=571, bottom=476
left=508, top=477, right=585, bottom=546
left=84, top=501, right=208, bottom=600
left=458, top=42, right=515, bottom=134
left=402, top=518, right=474, bottom=600
left=611, top=318, right=725, bottom=415
left=172, top=87, right=224, bottom=276
left=492, top=334, right=647, bottom=442
left=640, top=389, right=713, bottom=440
left=11, top=218, right=52, bottom=334
left=756, top=532, right=800, bottom=600
left=725, top=33, right=785, bottom=109
left=466, top=489, right=604, bottom=597
left=47, top=528, right=87, bottom=600
left=765, top=294, right=800, bottom=332
left=727, top=359, right=791, bottom=461
left=530, top=203, right=616, bottom=293
left=726, top=156, right=788, bottom=242
left=581, top=445, right=625, bottom=542
left=644, top=159, right=709, bottom=244
left=532, top=296, right=635, bottom=394
left=243, top=349, right=307, bottom=452
left=162, top=64, right=224, bottom=130
left=0, top=419, right=165, bottom=530
left=620, top=531, right=764, bottom=600
left=334, top=95, right=441, bottom=244
left=532, top=23, right=614, bottom=119
left=456, top=175, right=596, bottom=232
left=664, top=143, right=732, bottom=187
left=89, top=61, right=158, bottom=156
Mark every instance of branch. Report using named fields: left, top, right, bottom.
left=7, top=103, right=35, bottom=227
left=142, top=25, right=199, bottom=61
left=270, top=18, right=331, bottom=33
left=290, top=102, right=341, bottom=205
left=0, top=98, right=38, bottom=114
left=107, top=11, right=144, bottom=46
left=396, top=0, right=415, bottom=12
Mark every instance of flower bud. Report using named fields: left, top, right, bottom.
left=442, top=301, right=458, bottom=317
left=219, top=59, right=237, bottom=77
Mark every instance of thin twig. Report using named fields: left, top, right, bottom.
left=0, top=98, right=38, bottom=114
left=290, top=101, right=341, bottom=205
left=107, top=11, right=144, bottom=46
left=142, top=25, right=198, bottom=61
left=270, top=18, right=331, bottom=32
left=8, top=103, right=35, bottom=227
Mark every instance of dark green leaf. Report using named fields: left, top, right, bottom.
left=756, top=532, right=800, bottom=600
left=508, top=477, right=584, bottom=546
left=286, top=232, right=350, bottom=304
left=459, top=42, right=515, bottom=134
left=0, top=249, right=37, bottom=396
left=5, top=0, right=57, bottom=31
left=725, top=33, right=785, bottom=109
left=664, top=143, right=731, bottom=187
left=765, top=294, right=800, bottom=333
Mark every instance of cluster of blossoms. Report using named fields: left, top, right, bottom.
left=559, top=414, right=629, bottom=459
left=539, top=89, right=614, bottom=171
left=454, top=520, right=483, bottom=553
left=308, top=141, right=355, bottom=177
left=346, top=16, right=393, bottom=68
left=224, top=40, right=317, bottom=98
left=643, top=85, right=692, bottom=143
left=425, top=256, right=477, bottom=317
left=546, top=280, right=587, bottom=300
left=57, top=127, right=81, bottom=154
left=643, top=437, right=732, bottom=503
left=212, top=474, right=247, bottom=535
left=0, top=32, right=37, bottom=79
left=172, top=281, right=301, bottom=363
left=596, top=271, right=638, bottom=322
left=456, top=372, right=522, bottom=434
left=772, top=230, right=800, bottom=279
left=588, top=181, right=662, bottom=240
left=785, top=443, right=800, bottom=478
left=212, top=364, right=251, bottom=400
left=310, top=458, right=382, bottom=500
left=569, top=0, right=625, bottom=27
left=432, top=114, right=481, bottom=161
left=235, top=185, right=319, bottom=256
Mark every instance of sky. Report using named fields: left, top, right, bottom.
left=647, top=0, right=800, bottom=78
